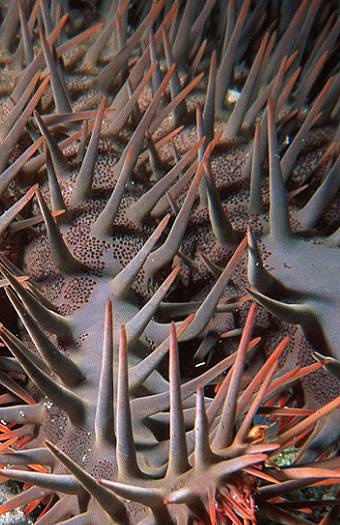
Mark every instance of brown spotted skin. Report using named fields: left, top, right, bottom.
left=0, top=1, right=339, bottom=524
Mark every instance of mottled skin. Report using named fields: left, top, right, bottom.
left=0, top=1, right=338, bottom=524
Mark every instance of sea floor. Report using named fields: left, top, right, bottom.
left=0, top=482, right=30, bottom=525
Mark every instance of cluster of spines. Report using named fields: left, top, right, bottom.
left=0, top=300, right=339, bottom=524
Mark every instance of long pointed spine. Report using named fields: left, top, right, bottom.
left=0, top=447, right=55, bottom=468
left=149, top=30, right=161, bottom=95
left=148, top=72, right=203, bottom=134
left=0, top=325, right=85, bottom=426
left=115, top=326, right=140, bottom=477
left=82, top=10, right=117, bottom=68
left=111, top=65, right=175, bottom=184
left=0, top=301, right=51, bottom=376
left=104, top=62, right=157, bottom=135
left=107, top=2, right=177, bottom=112
left=126, top=266, right=180, bottom=343
left=71, top=97, right=107, bottom=206
left=281, top=77, right=335, bottom=181
left=172, top=236, right=247, bottom=342
left=166, top=322, right=189, bottom=476
left=190, top=0, right=217, bottom=47
left=0, top=76, right=50, bottom=172
left=95, top=301, right=115, bottom=447
left=111, top=214, right=170, bottom=297
left=0, top=467, right=81, bottom=495
left=203, top=49, right=217, bottom=143
left=97, top=0, right=166, bottom=96
left=235, top=362, right=277, bottom=444
left=5, top=287, right=84, bottom=387
left=46, top=441, right=128, bottom=522
left=12, top=14, right=68, bottom=102
left=0, top=261, right=71, bottom=337
left=204, top=160, right=235, bottom=246
left=45, top=146, right=67, bottom=217
left=129, top=314, right=194, bottom=391
left=162, top=28, right=187, bottom=126
left=248, top=122, right=265, bottom=214
left=295, top=155, right=340, bottom=229
left=92, top=147, right=135, bottom=237
left=143, top=153, right=207, bottom=278
left=17, top=0, right=33, bottom=65
left=36, top=189, right=84, bottom=274
left=237, top=336, right=289, bottom=414
left=223, top=31, right=269, bottom=140
left=0, top=402, right=44, bottom=424
left=247, top=227, right=278, bottom=294
left=127, top=139, right=202, bottom=227
left=213, top=303, right=256, bottom=449
left=264, top=0, right=309, bottom=84
left=0, top=184, right=38, bottom=236
left=215, top=0, right=251, bottom=113
left=247, top=288, right=312, bottom=325
left=39, top=25, right=72, bottom=114
left=0, top=71, right=40, bottom=141
left=151, top=162, right=197, bottom=218
left=34, top=111, right=70, bottom=180
left=172, top=0, right=194, bottom=66
left=0, top=1, right=18, bottom=52
left=267, top=97, right=290, bottom=239
left=194, top=385, right=213, bottom=468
